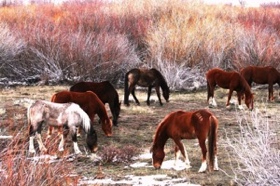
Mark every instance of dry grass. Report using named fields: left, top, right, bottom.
left=1, top=85, right=280, bottom=185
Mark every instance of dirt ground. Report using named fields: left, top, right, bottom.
left=0, top=85, right=279, bottom=185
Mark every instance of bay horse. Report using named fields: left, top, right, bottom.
left=27, top=100, right=98, bottom=155
left=70, top=81, right=121, bottom=126
left=240, top=66, right=280, bottom=101
left=124, top=68, right=170, bottom=106
left=49, top=91, right=112, bottom=137
left=206, top=68, right=254, bottom=110
left=151, top=109, right=219, bottom=172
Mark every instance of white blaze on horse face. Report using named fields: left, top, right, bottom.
left=198, top=160, right=207, bottom=173
left=58, top=134, right=64, bottom=152
left=214, top=156, right=219, bottom=171
left=73, top=142, right=82, bottom=154
left=29, top=136, right=36, bottom=153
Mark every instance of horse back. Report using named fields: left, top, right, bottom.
left=241, top=66, right=280, bottom=84
left=206, top=68, right=238, bottom=89
left=70, top=81, right=118, bottom=104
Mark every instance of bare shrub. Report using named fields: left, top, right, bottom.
left=224, top=109, right=280, bottom=185
left=0, top=131, right=79, bottom=185
left=99, top=145, right=140, bottom=164
left=0, top=23, right=26, bottom=79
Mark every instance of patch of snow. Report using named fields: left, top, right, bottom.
left=0, top=136, right=13, bottom=139
left=79, top=174, right=199, bottom=186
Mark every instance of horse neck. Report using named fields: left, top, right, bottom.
left=96, top=104, right=110, bottom=122
left=153, top=122, right=169, bottom=149
left=242, top=78, right=252, bottom=96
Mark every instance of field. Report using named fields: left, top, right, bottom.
left=0, top=85, right=279, bottom=185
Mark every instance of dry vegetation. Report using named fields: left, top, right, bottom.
left=0, top=0, right=280, bottom=89
left=0, top=85, right=279, bottom=185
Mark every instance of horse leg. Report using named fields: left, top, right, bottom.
left=58, top=133, right=65, bottom=152
left=174, top=144, right=191, bottom=168
left=146, top=86, right=152, bottom=105
left=173, top=139, right=191, bottom=169
left=155, top=86, right=163, bottom=106
left=198, top=138, right=208, bottom=173
left=207, top=81, right=217, bottom=107
left=29, top=122, right=47, bottom=153
left=268, top=84, right=274, bottom=101
left=36, top=132, right=47, bottom=153
left=47, top=126, right=53, bottom=138
left=131, top=87, right=140, bottom=105
left=226, top=89, right=234, bottom=108
left=109, top=102, right=118, bottom=126
left=29, top=136, right=36, bottom=154
left=237, top=91, right=244, bottom=110
left=71, top=127, right=82, bottom=154
left=28, top=125, right=36, bottom=154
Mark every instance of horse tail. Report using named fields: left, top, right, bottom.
left=208, top=115, right=218, bottom=171
left=206, top=80, right=210, bottom=102
left=124, top=71, right=129, bottom=105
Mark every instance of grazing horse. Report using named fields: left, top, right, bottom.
left=28, top=100, right=98, bottom=155
left=70, top=81, right=121, bottom=126
left=50, top=91, right=112, bottom=137
left=124, top=68, right=170, bottom=106
left=151, top=109, right=219, bottom=172
left=240, top=66, right=280, bottom=101
left=206, top=68, right=254, bottom=110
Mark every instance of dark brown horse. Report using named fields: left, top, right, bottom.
left=124, top=68, right=169, bottom=106
left=151, top=109, right=219, bottom=172
left=28, top=100, right=98, bottom=155
left=70, top=81, right=121, bottom=126
left=50, top=91, right=112, bottom=137
left=206, top=68, right=254, bottom=110
left=240, top=66, right=280, bottom=101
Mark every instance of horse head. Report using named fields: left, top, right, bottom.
left=151, top=144, right=165, bottom=169
left=86, top=126, right=98, bottom=153
left=245, top=93, right=254, bottom=111
left=163, top=87, right=170, bottom=102
left=102, top=119, right=113, bottom=137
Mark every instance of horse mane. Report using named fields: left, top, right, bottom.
left=150, top=68, right=169, bottom=91
left=67, top=103, right=91, bottom=133
left=152, top=114, right=169, bottom=146
left=239, top=73, right=252, bottom=95
left=86, top=91, right=110, bottom=120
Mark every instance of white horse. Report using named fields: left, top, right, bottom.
left=27, top=100, right=97, bottom=155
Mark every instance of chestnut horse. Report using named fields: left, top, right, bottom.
left=70, top=81, right=121, bottom=126
left=49, top=91, right=112, bottom=137
left=151, top=109, right=219, bottom=172
left=206, top=68, right=254, bottom=110
left=124, top=68, right=170, bottom=106
left=241, top=66, right=280, bottom=101
left=28, top=100, right=98, bottom=155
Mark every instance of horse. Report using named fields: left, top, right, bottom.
left=240, top=66, right=280, bottom=101
left=206, top=68, right=254, bottom=110
left=124, top=68, right=170, bottom=106
left=151, top=109, right=219, bottom=172
left=27, top=100, right=98, bottom=155
left=70, top=81, right=121, bottom=126
left=49, top=91, right=112, bottom=137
